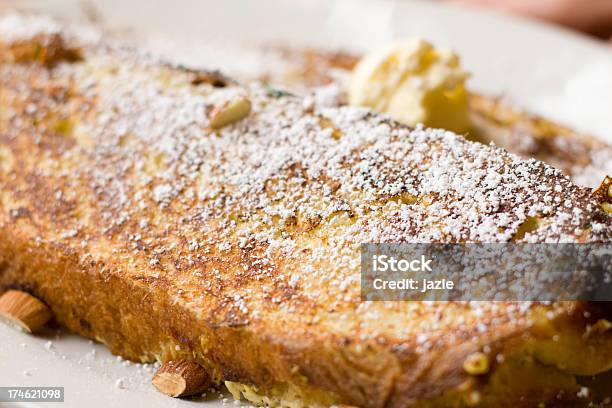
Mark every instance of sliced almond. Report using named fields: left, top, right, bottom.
left=209, top=96, right=251, bottom=129
left=0, top=290, right=52, bottom=333
left=152, top=360, right=211, bottom=398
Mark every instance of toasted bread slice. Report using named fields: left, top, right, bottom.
left=1, top=13, right=612, bottom=408
left=199, top=46, right=611, bottom=189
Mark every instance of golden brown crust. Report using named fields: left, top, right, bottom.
left=240, top=47, right=612, bottom=189
left=3, top=241, right=611, bottom=407
left=1, top=13, right=612, bottom=408
left=467, top=93, right=612, bottom=188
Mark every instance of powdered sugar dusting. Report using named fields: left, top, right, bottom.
left=1, top=12, right=611, bottom=369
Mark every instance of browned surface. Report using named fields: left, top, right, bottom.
left=1, top=15, right=612, bottom=408
left=258, top=47, right=612, bottom=189
left=467, top=93, right=612, bottom=186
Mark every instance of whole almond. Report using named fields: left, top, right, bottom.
left=152, top=360, right=211, bottom=397
left=0, top=290, right=52, bottom=333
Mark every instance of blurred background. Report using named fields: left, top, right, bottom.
left=447, top=0, right=612, bottom=40
left=2, top=0, right=612, bottom=41
left=2, top=0, right=610, bottom=140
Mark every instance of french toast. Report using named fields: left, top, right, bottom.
left=1, top=13, right=612, bottom=408
left=178, top=46, right=611, bottom=189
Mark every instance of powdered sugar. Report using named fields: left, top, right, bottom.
left=1, top=12, right=611, bottom=369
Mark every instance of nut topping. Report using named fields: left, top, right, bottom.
left=209, top=96, right=251, bottom=129
left=152, top=360, right=212, bottom=398
left=0, top=290, right=52, bottom=333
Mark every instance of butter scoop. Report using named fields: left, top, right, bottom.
left=348, top=39, right=470, bottom=134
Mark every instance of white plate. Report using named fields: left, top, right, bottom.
left=0, top=326, right=233, bottom=408
left=2, top=1, right=612, bottom=407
